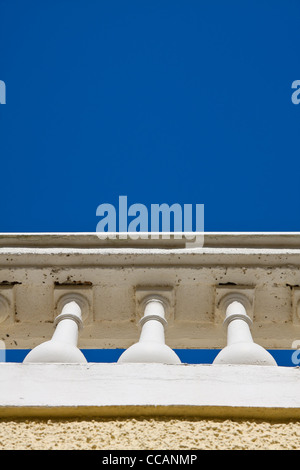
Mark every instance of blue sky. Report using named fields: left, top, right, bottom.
left=1, top=0, right=300, bottom=232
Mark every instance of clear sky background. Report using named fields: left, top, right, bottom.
left=1, top=0, right=300, bottom=232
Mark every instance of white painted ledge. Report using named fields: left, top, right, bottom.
left=0, top=363, right=300, bottom=419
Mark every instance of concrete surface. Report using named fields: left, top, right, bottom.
left=0, top=362, right=299, bottom=419
left=1, top=232, right=300, bottom=350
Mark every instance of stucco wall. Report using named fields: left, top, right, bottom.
left=0, top=418, right=299, bottom=450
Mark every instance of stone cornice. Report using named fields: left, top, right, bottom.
left=0, top=232, right=300, bottom=350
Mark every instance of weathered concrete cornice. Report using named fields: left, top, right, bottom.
left=1, top=232, right=300, bottom=248
left=1, top=232, right=300, bottom=350
left=1, top=232, right=300, bottom=267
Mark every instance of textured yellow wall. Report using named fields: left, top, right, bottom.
left=0, top=418, right=299, bottom=450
